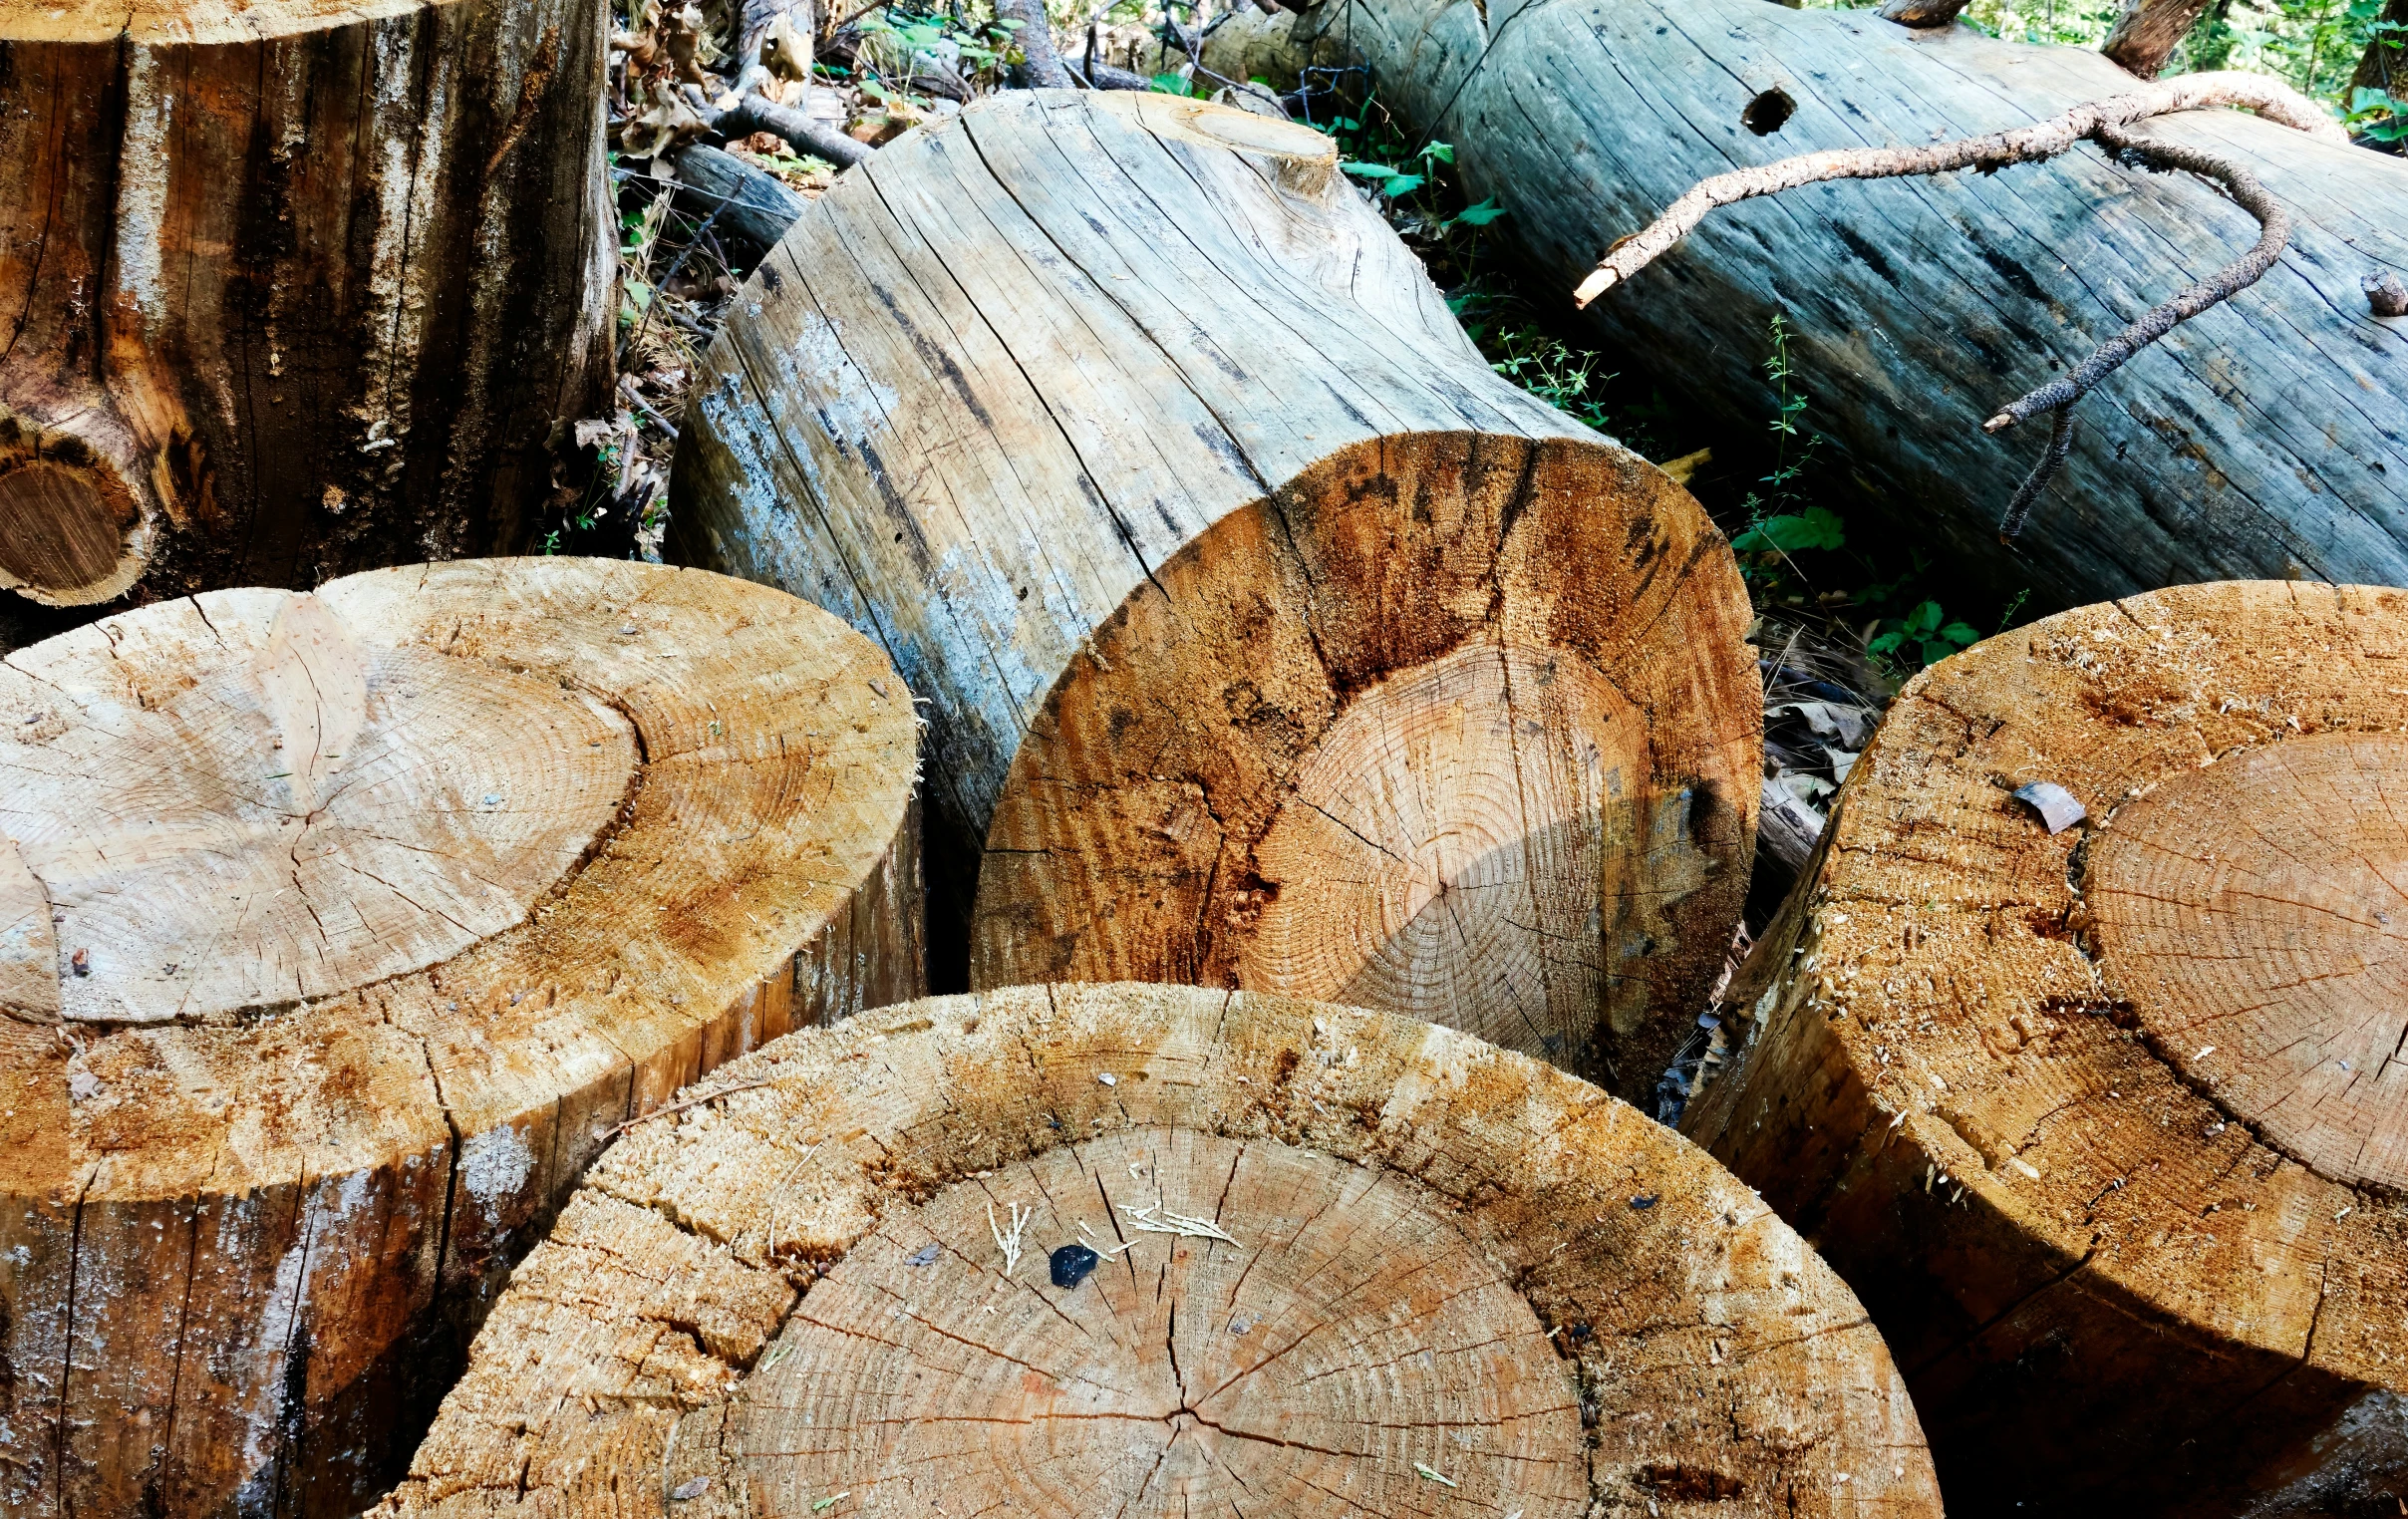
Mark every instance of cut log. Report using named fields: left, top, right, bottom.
left=376, top=981, right=1943, bottom=1518
left=0, top=0, right=614, bottom=615
left=670, top=90, right=1759, bottom=1099
left=1681, top=581, right=2408, bottom=1514
left=1278, top=0, right=2408, bottom=606
left=0, top=559, right=922, bottom=1518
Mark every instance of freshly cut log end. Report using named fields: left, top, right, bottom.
left=0, top=559, right=923, bottom=1519
left=975, top=432, right=1757, bottom=1088
left=1684, top=580, right=2408, bottom=1513
left=379, top=983, right=1942, bottom=1519
left=0, top=0, right=613, bottom=613
left=671, top=90, right=1758, bottom=1100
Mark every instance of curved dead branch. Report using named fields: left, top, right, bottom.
left=1571, top=74, right=2346, bottom=539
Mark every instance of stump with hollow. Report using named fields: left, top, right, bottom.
left=672, top=90, right=1759, bottom=1099
left=1684, top=580, right=2408, bottom=1513
left=379, top=981, right=1942, bottom=1518
left=0, top=0, right=613, bottom=620
left=0, top=559, right=922, bottom=1518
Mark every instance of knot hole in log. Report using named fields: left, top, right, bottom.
left=1741, top=88, right=1796, bottom=136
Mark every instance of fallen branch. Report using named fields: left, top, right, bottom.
left=995, top=0, right=1073, bottom=88
left=1573, top=74, right=2345, bottom=539
left=704, top=89, right=873, bottom=168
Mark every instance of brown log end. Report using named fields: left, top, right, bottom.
left=1686, top=579, right=2408, bottom=1510
left=0, top=417, right=148, bottom=606
left=0, top=559, right=923, bottom=1519
left=376, top=983, right=1942, bottom=1519
left=971, top=434, right=1760, bottom=1101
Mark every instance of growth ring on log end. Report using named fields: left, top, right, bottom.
left=1684, top=581, right=2408, bottom=1513
left=671, top=90, right=1758, bottom=1099
left=378, top=982, right=1941, bottom=1518
left=0, top=559, right=922, bottom=1519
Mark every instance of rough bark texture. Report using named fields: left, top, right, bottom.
left=2102, top=0, right=2220, bottom=77
left=0, top=559, right=923, bottom=1519
left=1280, top=0, right=2408, bottom=607
left=376, top=982, right=1942, bottom=1519
left=2356, top=0, right=2408, bottom=99
left=671, top=89, right=1759, bottom=1101
left=1877, top=0, right=1972, bottom=27
left=0, top=0, right=614, bottom=627
left=1681, top=581, right=2408, bottom=1515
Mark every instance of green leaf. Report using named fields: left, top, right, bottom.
left=1939, top=621, right=1981, bottom=648
left=1868, top=631, right=1905, bottom=657
left=1730, top=504, right=1845, bottom=554
left=1419, top=141, right=1455, bottom=163
left=1341, top=160, right=1401, bottom=178
left=1149, top=70, right=1191, bottom=95
left=1901, top=599, right=1944, bottom=637
left=1380, top=172, right=1424, bottom=196
left=1450, top=198, right=1507, bottom=226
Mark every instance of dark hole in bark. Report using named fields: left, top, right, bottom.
left=1741, top=88, right=1795, bottom=136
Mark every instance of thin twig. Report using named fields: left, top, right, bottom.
left=1572, top=73, right=2340, bottom=540
left=988, top=1200, right=1032, bottom=1275
left=1574, top=73, right=2336, bottom=305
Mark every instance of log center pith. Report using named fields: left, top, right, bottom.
left=2088, top=731, right=2408, bottom=1191
left=736, top=1127, right=1587, bottom=1516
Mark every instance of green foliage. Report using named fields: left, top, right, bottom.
left=1868, top=600, right=1983, bottom=669
left=1806, top=0, right=2387, bottom=111
left=1481, top=322, right=1619, bottom=434
left=1732, top=505, right=1846, bottom=554
left=2347, top=79, right=2408, bottom=140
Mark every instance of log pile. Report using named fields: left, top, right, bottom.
left=672, top=89, right=1761, bottom=1099
left=1682, top=581, right=2408, bottom=1513
left=0, top=0, right=614, bottom=625
left=1277, top=0, right=2408, bottom=604
left=0, top=559, right=921, bottom=1517
left=377, top=982, right=1943, bottom=1518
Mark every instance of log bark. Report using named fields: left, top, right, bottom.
left=2356, top=0, right=2408, bottom=99
left=1280, top=0, right=2408, bottom=608
left=375, top=981, right=1944, bottom=1518
left=1681, top=581, right=2408, bottom=1514
left=0, top=1, right=613, bottom=620
left=0, top=558, right=923, bottom=1518
left=2102, top=0, right=2219, bottom=77
left=671, top=145, right=813, bottom=256
left=669, top=90, right=1760, bottom=1101
left=1878, top=0, right=1972, bottom=28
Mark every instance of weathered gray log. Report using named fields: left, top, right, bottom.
left=670, top=144, right=812, bottom=253
left=1282, top=0, right=2408, bottom=606
left=670, top=90, right=1761, bottom=1100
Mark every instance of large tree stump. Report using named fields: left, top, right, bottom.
left=1682, top=581, right=2408, bottom=1514
left=378, top=981, right=1942, bottom=1518
left=0, top=0, right=613, bottom=620
left=0, top=559, right=922, bottom=1518
left=671, top=90, right=1758, bottom=1099
left=1274, top=0, right=2408, bottom=606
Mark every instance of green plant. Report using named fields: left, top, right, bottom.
left=1869, top=599, right=1982, bottom=670
left=2347, top=82, right=2408, bottom=141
